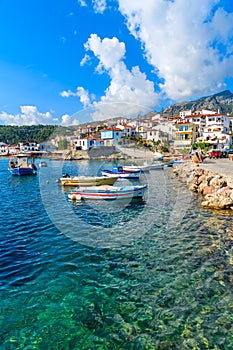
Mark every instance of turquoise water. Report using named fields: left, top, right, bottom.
left=0, top=158, right=233, bottom=349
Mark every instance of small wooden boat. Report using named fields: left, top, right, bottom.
left=101, top=166, right=141, bottom=179
left=153, top=152, right=164, bottom=161
left=39, top=161, right=48, bottom=167
left=59, top=175, right=119, bottom=187
left=163, top=161, right=174, bottom=168
left=8, top=154, right=37, bottom=176
left=123, top=164, right=151, bottom=173
left=149, top=161, right=174, bottom=170
left=149, top=163, right=164, bottom=170
left=68, top=184, right=147, bottom=201
left=172, top=160, right=184, bottom=165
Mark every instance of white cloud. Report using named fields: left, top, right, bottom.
left=84, top=34, right=126, bottom=71
left=79, top=87, right=93, bottom=107
left=80, top=54, right=91, bottom=66
left=79, top=34, right=159, bottom=120
left=61, top=114, right=79, bottom=126
left=0, top=106, right=58, bottom=125
left=117, top=0, right=233, bottom=101
left=60, top=87, right=92, bottom=108
left=77, top=0, right=87, bottom=7
left=92, top=0, right=107, bottom=14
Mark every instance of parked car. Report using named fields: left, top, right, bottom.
left=226, top=148, right=233, bottom=154
left=209, top=149, right=222, bottom=158
left=221, top=148, right=233, bottom=159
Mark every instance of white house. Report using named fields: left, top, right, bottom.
left=179, top=110, right=192, bottom=119
left=178, top=110, right=232, bottom=146
left=72, top=137, right=104, bottom=151
left=0, top=142, right=9, bottom=155
left=116, top=124, right=137, bottom=137
left=202, top=124, right=232, bottom=149
left=19, top=142, right=39, bottom=152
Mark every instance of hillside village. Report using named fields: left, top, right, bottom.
left=0, top=107, right=233, bottom=159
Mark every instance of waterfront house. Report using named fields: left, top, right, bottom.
left=136, top=125, right=148, bottom=139
left=100, top=127, right=122, bottom=146
left=179, top=109, right=231, bottom=134
left=202, top=124, right=232, bottom=149
left=147, top=122, right=176, bottom=144
left=19, top=142, right=39, bottom=152
left=74, top=124, right=99, bottom=138
left=177, top=109, right=232, bottom=149
left=38, top=141, right=58, bottom=153
left=116, top=124, right=137, bottom=138
left=8, top=144, right=20, bottom=155
left=72, top=136, right=104, bottom=151
left=174, top=122, right=198, bottom=150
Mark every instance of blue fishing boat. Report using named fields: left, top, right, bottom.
left=101, top=165, right=141, bottom=179
left=8, top=154, right=37, bottom=176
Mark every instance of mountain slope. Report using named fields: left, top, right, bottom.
left=161, top=90, right=233, bottom=117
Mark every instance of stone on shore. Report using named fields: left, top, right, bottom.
left=173, top=162, right=233, bottom=210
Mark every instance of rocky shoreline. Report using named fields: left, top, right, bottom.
left=173, top=161, right=233, bottom=210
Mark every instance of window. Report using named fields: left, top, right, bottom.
left=179, top=126, right=183, bottom=131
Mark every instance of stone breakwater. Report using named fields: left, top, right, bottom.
left=173, top=162, right=233, bottom=210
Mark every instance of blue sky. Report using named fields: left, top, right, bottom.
left=0, top=0, right=233, bottom=125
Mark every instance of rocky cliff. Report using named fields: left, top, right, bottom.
left=162, top=90, right=233, bottom=117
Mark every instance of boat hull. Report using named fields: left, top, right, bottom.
left=68, top=185, right=147, bottom=200
left=9, top=167, right=36, bottom=176
left=149, top=163, right=164, bottom=170
left=39, top=161, right=48, bottom=167
left=123, top=165, right=150, bottom=173
left=101, top=170, right=140, bottom=179
left=60, top=175, right=119, bottom=187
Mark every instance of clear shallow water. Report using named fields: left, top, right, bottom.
left=0, top=158, right=233, bottom=349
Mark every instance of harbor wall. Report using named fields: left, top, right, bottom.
left=173, top=162, right=233, bottom=210
left=48, top=146, right=124, bottom=160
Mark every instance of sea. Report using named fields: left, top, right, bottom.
left=0, top=157, right=233, bottom=350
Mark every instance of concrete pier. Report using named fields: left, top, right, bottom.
left=198, top=158, right=233, bottom=178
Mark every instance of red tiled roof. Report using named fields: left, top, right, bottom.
left=103, top=127, right=121, bottom=131
left=176, top=122, right=194, bottom=125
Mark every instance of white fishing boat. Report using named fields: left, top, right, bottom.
left=122, top=164, right=151, bottom=173
left=149, top=163, right=164, bottom=170
left=68, top=184, right=147, bottom=201
left=39, top=161, right=48, bottom=167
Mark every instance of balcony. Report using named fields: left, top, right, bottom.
left=174, top=140, right=192, bottom=148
